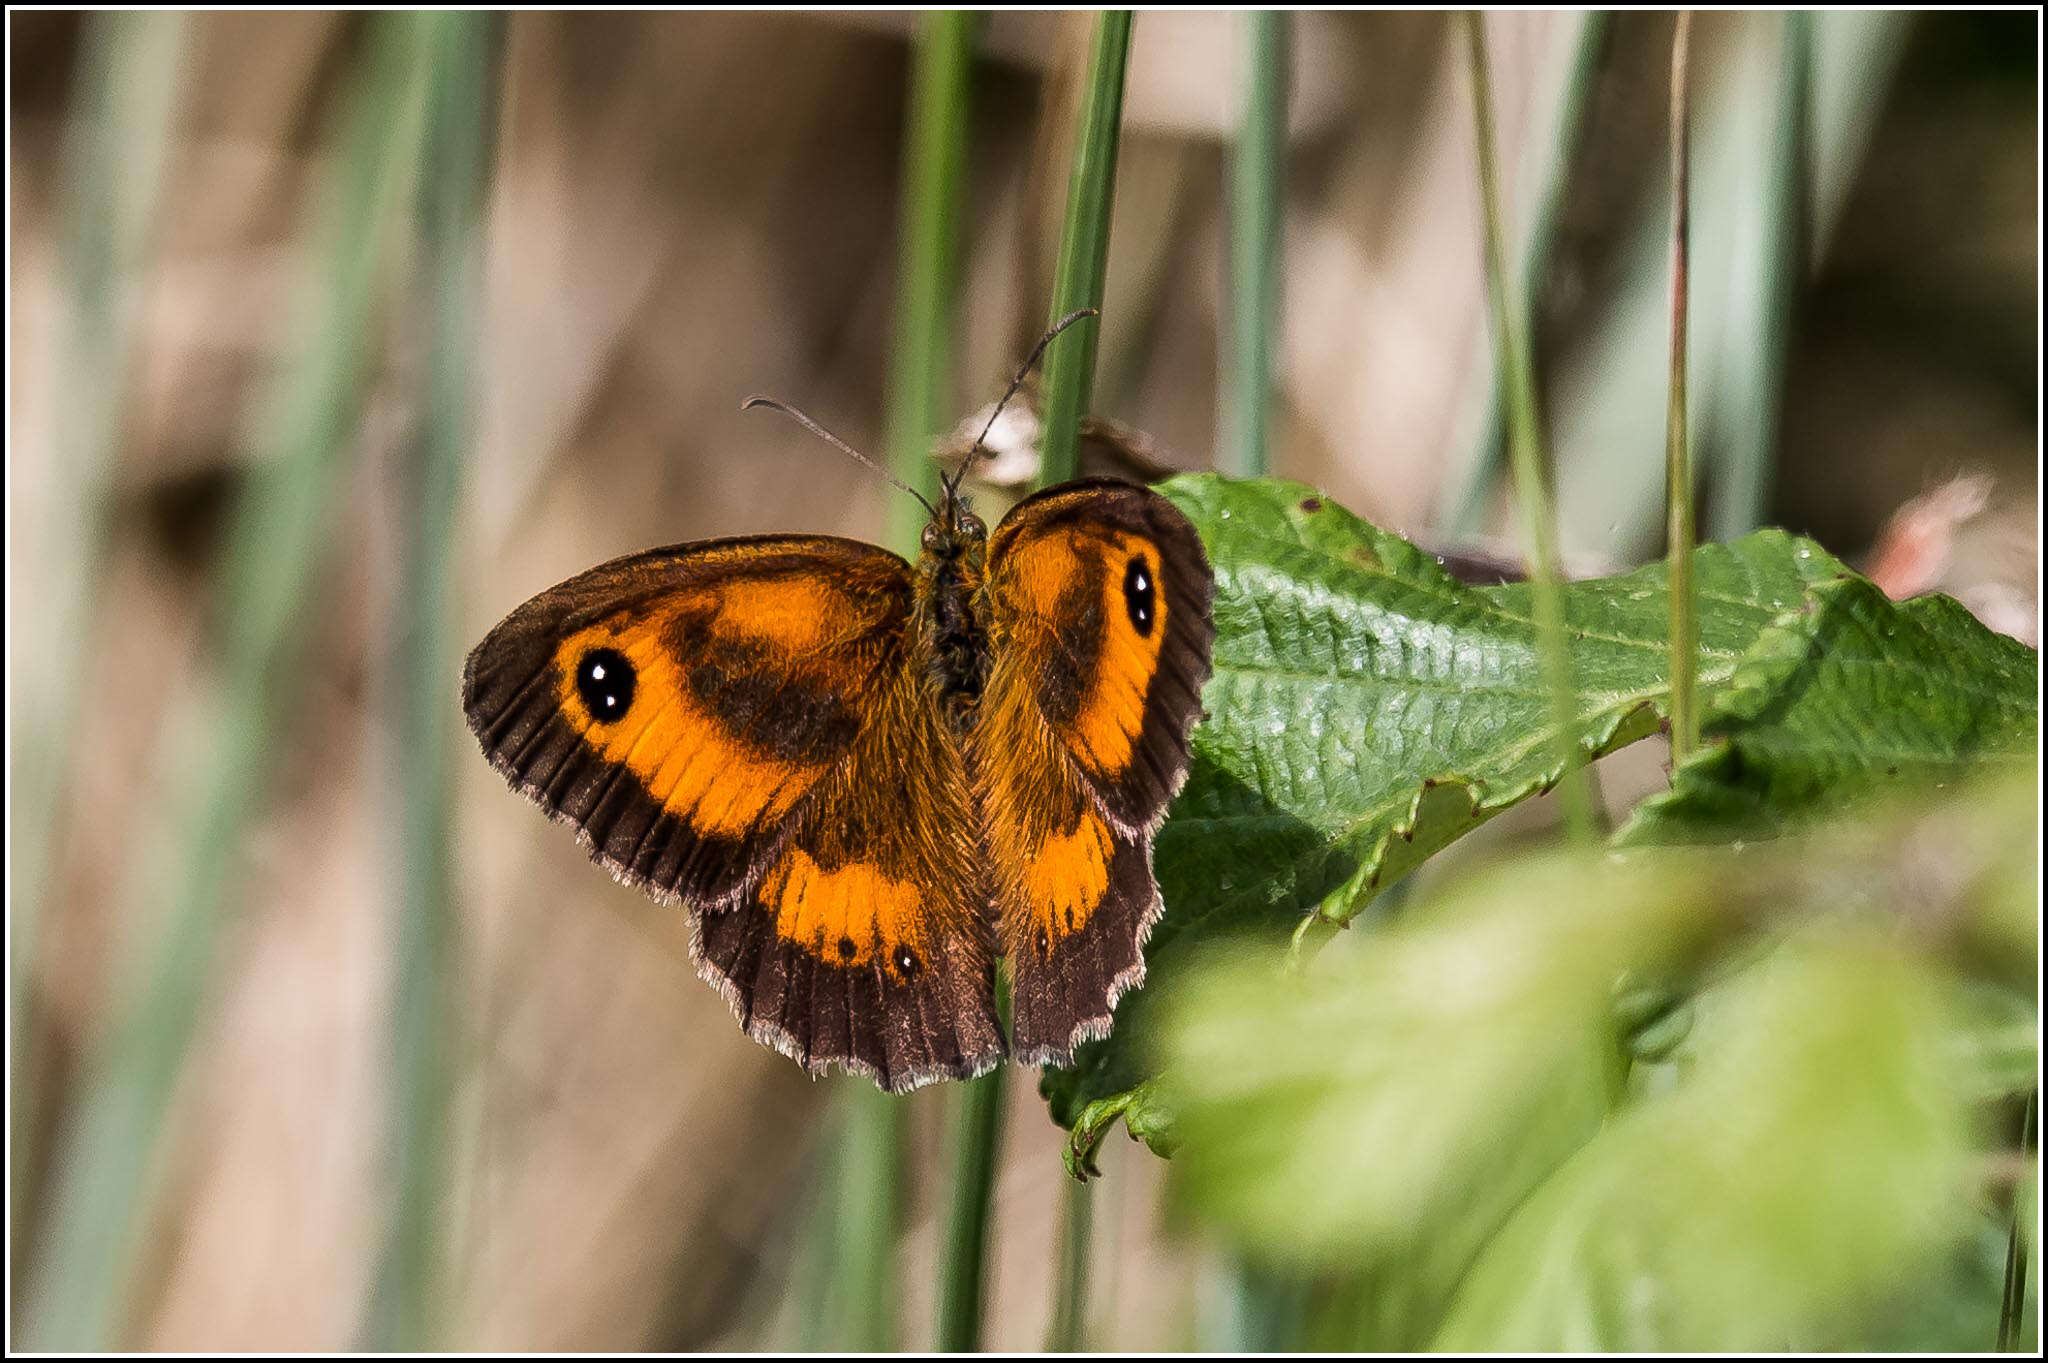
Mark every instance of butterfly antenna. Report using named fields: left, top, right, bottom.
left=944, top=306, right=1101, bottom=501
left=741, top=395, right=938, bottom=518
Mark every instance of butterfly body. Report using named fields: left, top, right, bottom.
left=465, top=475, right=1213, bottom=1092
left=912, top=504, right=993, bottom=719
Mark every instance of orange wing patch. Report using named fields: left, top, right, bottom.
left=1021, top=808, right=1113, bottom=939
left=464, top=533, right=933, bottom=961
left=1068, top=530, right=1167, bottom=779
left=686, top=623, right=1007, bottom=1091
left=979, top=704, right=1117, bottom=954
left=551, top=618, right=824, bottom=837
left=763, top=846, right=923, bottom=968
left=711, top=575, right=873, bottom=653
left=1002, top=527, right=1083, bottom=619
left=532, top=557, right=903, bottom=840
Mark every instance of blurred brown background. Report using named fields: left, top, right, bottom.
left=7, top=8, right=2037, bottom=1350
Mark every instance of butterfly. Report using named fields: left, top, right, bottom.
left=461, top=313, right=1214, bottom=1092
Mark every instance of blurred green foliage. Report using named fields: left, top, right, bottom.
left=1434, top=937, right=1972, bottom=1351
left=1161, top=780, right=2035, bottom=1350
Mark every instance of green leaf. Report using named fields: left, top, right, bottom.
left=1156, top=850, right=1723, bottom=1346
left=1944, top=979, right=2039, bottom=1104
left=1617, top=577, right=2038, bottom=844
left=1064, top=1076, right=1175, bottom=1181
left=1845, top=1208, right=2036, bottom=1352
left=1042, top=474, right=1849, bottom=1128
left=1431, top=939, right=1974, bottom=1352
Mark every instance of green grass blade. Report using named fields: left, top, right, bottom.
left=1442, top=11, right=1607, bottom=535
left=1037, top=11, right=1134, bottom=485
left=1665, top=12, right=1699, bottom=765
left=1190, top=16, right=1293, bottom=1340
left=22, top=15, right=435, bottom=1348
left=1548, top=11, right=1910, bottom=560
left=937, top=1036, right=1008, bottom=1353
left=8, top=4, right=188, bottom=1269
left=1046, top=1171, right=1095, bottom=1350
left=785, top=1142, right=840, bottom=1351
left=1463, top=12, right=1594, bottom=844
left=826, top=1085, right=905, bottom=1351
left=1219, top=11, right=1287, bottom=479
left=1998, top=1089, right=2037, bottom=1350
left=1707, top=10, right=1810, bottom=542
left=885, top=9, right=982, bottom=555
left=1805, top=11, right=1914, bottom=256
left=361, top=11, right=504, bottom=1350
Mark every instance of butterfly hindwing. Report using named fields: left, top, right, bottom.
left=693, top=653, right=1006, bottom=1090
left=462, top=535, right=1004, bottom=1090
left=976, top=479, right=1215, bottom=1061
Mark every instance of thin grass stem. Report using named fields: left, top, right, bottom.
left=796, top=13, right=989, bottom=1353
left=937, top=976, right=1011, bottom=1352
left=886, top=10, right=982, bottom=555
left=936, top=14, right=1131, bottom=1352
left=1183, top=21, right=1297, bottom=1338
left=1463, top=12, right=1595, bottom=845
left=1998, top=1089, right=2038, bottom=1350
left=1444, top=12, right=1608, bottom=536
left=1047, top=1172, right=1095, bottom=1350
left=820, top=1085, right=900, bottom=1350
left=1664, top=12, right=1699, bottom=765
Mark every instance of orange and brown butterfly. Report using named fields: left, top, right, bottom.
left=461, top=313, right=1214, bottom=1092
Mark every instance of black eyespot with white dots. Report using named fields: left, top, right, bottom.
left=1123, top=556, right=1155, bottom=636
left=575, top=647, right=635, bottom=723
left=892, top=945, right=921, bottom=979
